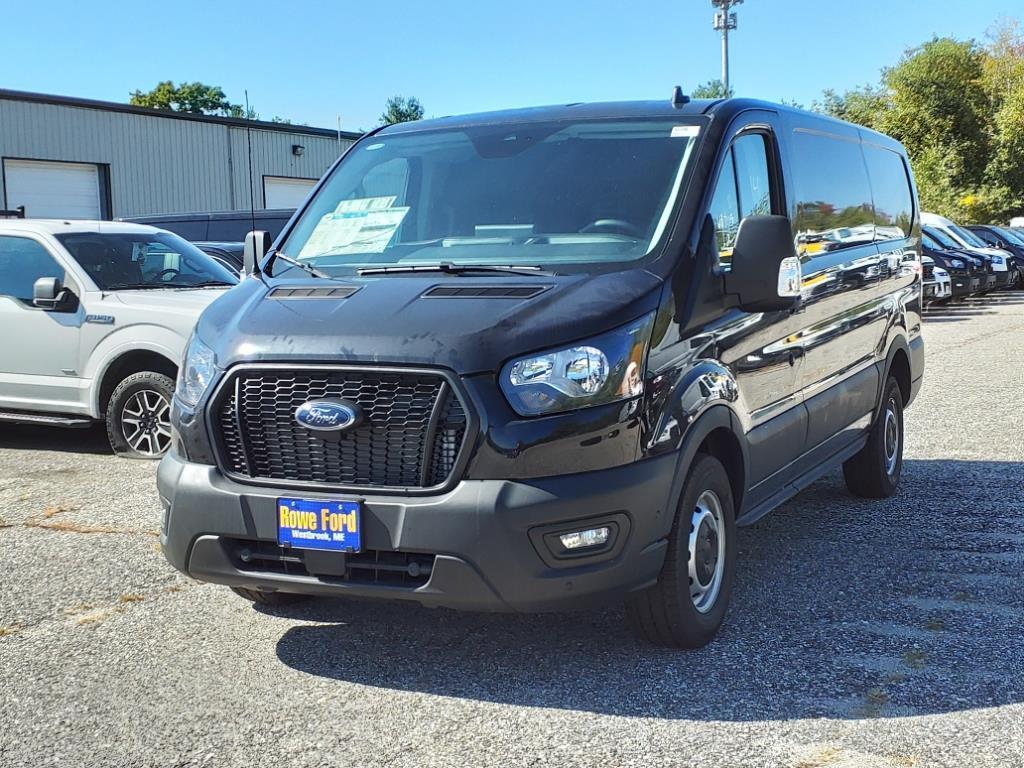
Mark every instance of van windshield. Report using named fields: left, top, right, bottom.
left=277, top=119, right=701, bottom=277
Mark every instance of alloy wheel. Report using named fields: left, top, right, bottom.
left=121, top=389, right=172, bottom=457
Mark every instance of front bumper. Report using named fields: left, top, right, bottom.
left=924, top=276, right=951, bottom=301
left=157, top=450, right=677, bottom=612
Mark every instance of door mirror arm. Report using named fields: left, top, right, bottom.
left=32, top=276, right=74, bottom=311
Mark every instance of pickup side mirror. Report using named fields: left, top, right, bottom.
left=723, top=215, right=802, bottom=313
left=243, top=230, right=273, bottom=277
left=32, top=277, right=72, bottom=311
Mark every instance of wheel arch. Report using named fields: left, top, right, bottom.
left=663, top=404, right=748, bottom=538
left=95, top=350, right=178, bottom=417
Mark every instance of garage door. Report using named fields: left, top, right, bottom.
left=264, top=176, right=317, bottom=209
left=3, top=159, right=103, bottom=219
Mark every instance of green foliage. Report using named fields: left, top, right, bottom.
left=812, top=19, right=1024, bottom=223
left=129, top=81, right=254, bottom=118
left=380, top=96, right=425, bottom=126
left=691, top=79, right=733, bottom=99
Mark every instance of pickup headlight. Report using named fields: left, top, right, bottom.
left=500, top=313, right=655, bottom=416
left=949, top=258, right=965, bottom=269
left=176, top=334, right=218, bottom=407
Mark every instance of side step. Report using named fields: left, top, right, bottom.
left=0, top=411, right=94, bottom=428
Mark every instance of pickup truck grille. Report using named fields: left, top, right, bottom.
left=922, top=263, right=935, bottom=280
left=212, top=367, right=468, bottom=490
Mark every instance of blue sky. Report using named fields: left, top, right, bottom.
left=3, top=0, right=1019, bottom=131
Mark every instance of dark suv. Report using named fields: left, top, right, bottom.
left=159, top=96, right=924, bottom=648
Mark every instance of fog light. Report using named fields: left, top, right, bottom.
left=559, top=526, right=611, bottom=550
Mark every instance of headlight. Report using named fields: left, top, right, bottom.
left=949, top=259, right=964, bottom=269
left=176, top=334, right=218, bottom=407
left=500, top=313, right=655, bottom=416
left=990, top=254, right=1004, bottom=265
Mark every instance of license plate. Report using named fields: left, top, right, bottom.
left=277, top=497, right=361, bottom=553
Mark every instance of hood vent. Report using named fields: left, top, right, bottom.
left=422, top=285, right=549, bottom=299
left=269, top=285, right=360, bottom=299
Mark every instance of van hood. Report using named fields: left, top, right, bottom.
left=195, top=271, right=663, bottom=375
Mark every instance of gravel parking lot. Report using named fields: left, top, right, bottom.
left=1, top=292, right=1022, bottom=768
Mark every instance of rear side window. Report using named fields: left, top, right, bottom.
left=708, top=133, right=773, bottom=271
left=791, top=131, right=874, bottom=258
left=0, top=236, right=66, bottom=303
left=863, top=145, right=913, bottom=241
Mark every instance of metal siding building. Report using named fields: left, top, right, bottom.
left=0, top=89, right=359, bottom=219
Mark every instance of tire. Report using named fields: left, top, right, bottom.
left=230, top=586, right=309, bottom=606
left=843, top=376, right=904, bottom=498
left=625, top=453, right=737, bottom=649
left=105, top=371, right=175, bottom=459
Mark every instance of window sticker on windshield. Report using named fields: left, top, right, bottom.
left=671, top=125, right=700, bottom=138
left=299, top=197, right=409, bottom=258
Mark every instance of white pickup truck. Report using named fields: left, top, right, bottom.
left=0, top=219, right=236, bottom=457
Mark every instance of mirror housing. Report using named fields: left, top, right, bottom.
left=32, top=277, right=70, bottom=311
left=723, top=215, right=802, bottom=313
left=243, top=230, right=273, bottom=277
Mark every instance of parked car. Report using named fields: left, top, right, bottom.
left=121, top=209, right=296, bottom=243
left=159, top=96, right=924, bottom=649
left=922, top=225, right=996, bottom=293
left=966, top=225, right=1024, bottom=287
left=194, top=241, right=244, bottom=275
left=921, top=255, right=951, bottom=302
left=0, top=220, right=236, bottom=457
left=921, top=212, right=1013, bottom=288
left=922, top=231, right=982, bottom=298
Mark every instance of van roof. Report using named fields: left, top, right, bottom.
left=378, top=96, right=905, bottom=154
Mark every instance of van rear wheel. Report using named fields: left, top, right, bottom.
left=843, top=376, right=904, bottom=498
left=625, top=453, right=736, bottom=649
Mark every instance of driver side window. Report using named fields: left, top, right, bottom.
left=708, top=133, right=773, bottom=272
left=0, top=236, right=66, bottom=303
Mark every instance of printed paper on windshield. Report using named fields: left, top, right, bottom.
left=298, top=196, right=409, bottom=258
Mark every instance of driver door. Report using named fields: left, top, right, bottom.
left=0, top=234, right=86, bottom=413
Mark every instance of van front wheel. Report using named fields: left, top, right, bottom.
left=625, top=453, right=736, bottom=649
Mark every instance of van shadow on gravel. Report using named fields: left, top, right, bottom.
left=272, top=459, right=1024, bottom=721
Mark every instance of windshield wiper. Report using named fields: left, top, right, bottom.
left=357, top=262, right=556, bottom=277
left=104, top=283, right=170, bottom=290
left=269, top=251, right=332, bottom=279
left=161, top=280, right=235, bottom=288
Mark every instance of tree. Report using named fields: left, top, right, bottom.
left=130, top=81, right=251, bottom=117
left=812, top=84, right=887, bottom=129
left=690, top=79, right=733, bottom=99
left=380, top=96, right=425, bottom=125
left=809, top=23, right=1024, bottom=223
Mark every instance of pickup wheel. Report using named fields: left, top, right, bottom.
left=230, top=587, right=309, bottom=606
left=843, top=376, right=904, bottom=498
left=105, top=371, right=175, bottom=459
left=625, top=453, right=736, bottom=649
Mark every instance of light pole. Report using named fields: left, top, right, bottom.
left=711, top=0, right=742, bottom=94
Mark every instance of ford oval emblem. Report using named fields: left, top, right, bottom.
left=294, top=400, right=362, bottom=432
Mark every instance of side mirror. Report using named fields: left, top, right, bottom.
left=32, top=277, right=70, bottom=310
left=723, top=215, right=802, bottom=313
left=243, top=230, right=272, bottom=277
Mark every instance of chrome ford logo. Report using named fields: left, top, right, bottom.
left=294, top=400, right=362, bottom=432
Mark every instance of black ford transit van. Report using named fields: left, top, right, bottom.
left=159, top=96, right=924, bottom=648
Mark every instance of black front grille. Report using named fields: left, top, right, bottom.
left=923, top=263, right=935, bottom=280
left=214, top=367, right=468, bottom=490
left=229, top=539, right=434, bottom=588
